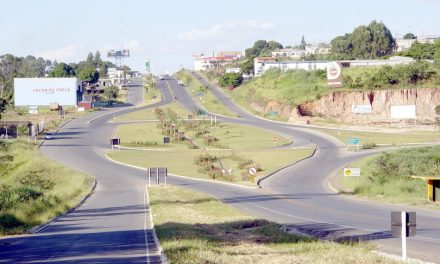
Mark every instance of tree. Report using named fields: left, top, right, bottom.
left=330, top=20, right=395, bottom=59
left=218, top=73, right=243, bottom=87
left=102, top=85, right=119, bottom=101
left=434, top=39, right=440, bottom=66
left=435, top=105, right=440, bottom=131
left=86, top=52, right=94, bottom=66
left=48, top=63, right=75, bottom=77
left=300, top=35, right=307, bottom=50
left=268, top=41, right=283, bottom=51
left=240, top=58, right=254, bottom=75
left=94, top=51, right=102, bottom=68
left=403, top=33, right=417, bottom=40
left=77, top=66, right=99, bottom=83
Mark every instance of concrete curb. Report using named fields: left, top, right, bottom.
left=29, top=178, right=97, bottom=234
left=144, top=185, right=168, bottom=263
left=257, top=146, right=317, bottom=188
left=104, top=152, right=258, bottom=189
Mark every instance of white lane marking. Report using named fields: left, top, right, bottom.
left=221, top=195, right=440, bottom=242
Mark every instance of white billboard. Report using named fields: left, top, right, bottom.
left=14, top=78, right=79, bottom=106
left=390, top=105, right=416, bottom=119
left=352, top=104, right=372, bottom=114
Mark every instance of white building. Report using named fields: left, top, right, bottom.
left=254, top=56, right=416, bottom=76
left=193, top=52, right=243, bottom=71
left=396, top=37, right=438, bottom=52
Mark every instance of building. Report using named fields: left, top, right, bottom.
left=193, top=51, right=243, bottom=71
left=254, top=56, right=416, bottom=76
left=225, top=68, right=241, bottom=74
left=395, top=37, right=438, bottom=52
left=272, top=44, right=330, bottom=59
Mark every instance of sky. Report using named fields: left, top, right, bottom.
left=1, top=0, right=439, bottom=74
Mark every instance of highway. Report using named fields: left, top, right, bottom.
left=0, top=76, right=439, bottom=263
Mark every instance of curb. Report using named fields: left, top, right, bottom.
left=144, top=185, right=168, bottom=263
left=29, top=178, right=97, bottom=234
left=104, top=152, right=258, bottom=190
left=257, top=146, right=317, bottom=188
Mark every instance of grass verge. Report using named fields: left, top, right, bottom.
left=337, top=146, right=440, bottom=208
left=149, top=185, right=399, bottom=264
left=0, top=140, right=94, bottom=235
left=314, top=128, right=440, bottom=146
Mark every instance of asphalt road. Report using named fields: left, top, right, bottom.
left=1, top=76, right=439, bottom=263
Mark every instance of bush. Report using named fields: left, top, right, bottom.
left=362, top=142, right=377, bottom=149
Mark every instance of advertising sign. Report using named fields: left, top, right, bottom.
left=352, top=104, right=372, bottom=114
left=390, top=105, right=416, bottom=119
left=344, top=168, right=361, bottom=177
left=327, top=62, right=343, bottom=88
left=14, top=78, right=79, bottom=106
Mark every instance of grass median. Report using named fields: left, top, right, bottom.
left=115, top=122, right=292, bottom=149
left=115, top=102, right=190, bottom=122
left=149, top=185, right=399, bottom=264
left=109, top=148, right=312, bottom=186
left=0, top=140, right=94, bottom=235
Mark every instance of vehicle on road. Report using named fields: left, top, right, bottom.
left=44, top=132, right=54, bottom=140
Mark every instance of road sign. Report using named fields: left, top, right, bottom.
left=352, top=104, right=372, bottom=114
left=344, top=168, right=360, bottom=177
left=347, top=137, right=360, bottom=145
left=248, top=167, right=257, bottom=175
left=148, top=167, right=168, bottom=185
left=163, top=137, right=170, bottom=144
left=111, top=138, right=120, bottom=146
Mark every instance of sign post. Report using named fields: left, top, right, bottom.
left=347, top=137, right=360, bottom=151
left=110, top=138, right=121, bottom=150
left=248, top=167, right=257, bottom=183
left=272, top=136, right=278, bottom=146
left=391, top=211, right=416, bottom=261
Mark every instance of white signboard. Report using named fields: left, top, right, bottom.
left=344, top=168, right=361, bottom=177
left=28, top=106, right=39, bottom=115
left=390, top=105, right=416, bottom=119
left=352, top=104, right=372, bottom=114
left=14, top=78, right=79, bottom=106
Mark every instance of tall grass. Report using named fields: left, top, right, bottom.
left=0, top=140, right=93, bottom=235
left=345, top=146, right=440, bottom=205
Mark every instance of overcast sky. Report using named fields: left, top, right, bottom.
left=1, top=0, right=439, bottom=74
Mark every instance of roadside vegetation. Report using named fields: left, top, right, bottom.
left=0, top=140, right=94, bottom=235
left=339, top=146, right=440, bottom=207
left=314, top=128, right=440, bottom=146
left=111, top=107, right=301, bottom=185
left=149, top=185, right=399, bottom=264
left=174, top=70, right=238, bottom=117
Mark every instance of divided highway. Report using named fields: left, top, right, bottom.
left=0, top=76, right=439, bottom=263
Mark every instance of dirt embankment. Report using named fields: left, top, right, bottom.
left=249, top=88, right=440, bottom=125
